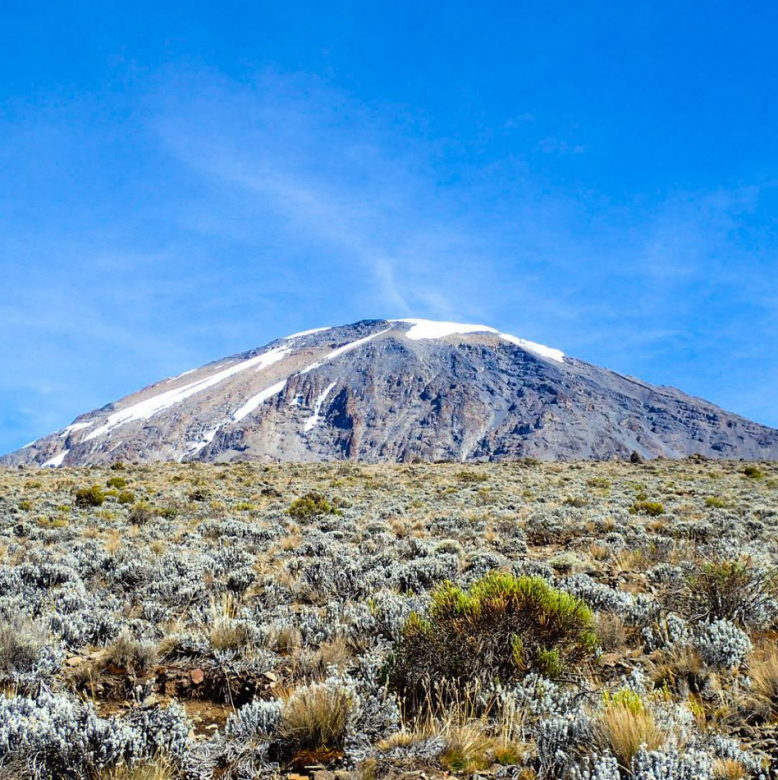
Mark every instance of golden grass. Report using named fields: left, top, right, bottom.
left=92, top=758, right=175, bottom=780
left=278, top=681, right=353, bottom=752
left=712, top=758, right=747, bottom=780
left=378, top=682, right=527, bottom=772
left=596, top=698, right=666, bottom=769
left=742, top=644, right=778, bottom=721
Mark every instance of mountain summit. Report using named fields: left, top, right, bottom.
left=4, top=318, right=778, bottom=466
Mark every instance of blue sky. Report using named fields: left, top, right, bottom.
left=2, top=1, right=778, bottom=452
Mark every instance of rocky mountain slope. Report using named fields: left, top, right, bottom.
left=4, top=318, right=778, bottom=466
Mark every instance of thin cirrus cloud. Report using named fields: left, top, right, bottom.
left=151, top=71, right=778, bottom=362
left=150, top=72, right=651, bottom=359
left=151, top=70, right=575, bottom=326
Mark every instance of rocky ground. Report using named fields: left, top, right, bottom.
left=1, top=457, right=778, bottom=779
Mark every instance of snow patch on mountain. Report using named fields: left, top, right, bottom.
left=304, top=382, right=337, bottom=432
left=232, top=380, right=287, bottom=423
left=499, top=334, right=565, bottom=364
left=84, top=344, right=292, bottom=441
left=391, top=318, right=564, bottom=364
left=186, top=427, right=219, bottom=457
left=60, top=422, right=93, bottom=438
left=232, top=330, right=391, bottom=424
left=394, top=318, right=497, bottom=340
left=43, top=450, right=69, bottom=467
left=285, top=326, right=331, bottom=339
left=300, top=328, right=392, bottom=375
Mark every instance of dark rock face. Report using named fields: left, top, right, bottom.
left=4, top=319, right=778, bottom=466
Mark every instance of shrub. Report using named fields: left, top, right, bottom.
left=0, top=616, right=52, bottom=679
left=75, top=485, right=106, bottom=508
left=667, top=558, right=777, bottom=627
left=438, top=721, right=515, bottom=773
left=128, top=503, right=155, bottom=526
left=226, top=699, right=282, bottom=739
left=389, top=572, right=597, bottom=703
left=93, top=759, right=176, bottom=780
left=705, top=496, right=729, bottom=509
left=118, top=490, right=135, bottom=505
left=693, top=619, right=752, bottom=669
left=209, top=618, right=255, bottom=653
left=712, top=759, right=747, bottom=780
left=630, top=501, right=664, bottom=517
left=287, top=492, right=341, bottom=520
left=106, top=476, right=128, bottom=489
left=742, top=465, right=764, bottom=479
left=456, top=470, right=488, bottom=484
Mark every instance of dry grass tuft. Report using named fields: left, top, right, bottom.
left=712, top=758, right=748, bottom=780
left=93, top=758, right=176, bottom=780
left=742, top=644, right=778, bottom=721
left=279, top=680, right=354, bottom=755
left=595, top=692, right=665, bottom=770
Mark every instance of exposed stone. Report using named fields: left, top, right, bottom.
left=6, top=318, right=777, bottom=466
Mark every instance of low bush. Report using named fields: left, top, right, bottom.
left=667, top=558, right=777, bottom=627
left=0, top=616, right=50, bottom=678
left=389, top=572, right=597, bottom=704
left=75, top=485, right=106, bottom=508
left=629, top=500, right=665, bottom=517
left=287, top=492, right=341, bottom=520
left=128, top=503, right=154, bottom=526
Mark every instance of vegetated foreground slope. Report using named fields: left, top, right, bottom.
left=4, top=318, right=778, bottom=467
left=1, top=458, right=777, bottom=780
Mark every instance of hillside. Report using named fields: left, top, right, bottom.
left=4, top=318, right=778, bottom=466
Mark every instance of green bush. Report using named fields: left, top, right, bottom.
left=743, top=465, right=765, bottom=480
left=128, top=502, right=154, bottom=526
left=665, top=558, right=776, bottom=627
left=456, top=470, right=488, bottom=484
left=117, top=490, right=135, bottom=505
left=704, top=496, right=728, bottom=509
left=74, top=485, right=105, bottom=508
left=287, top=492, right=341, bottom=520
left=106, top=476, right=127, bottom=489
left=389, top=572, right=597, bottom=703
left=629, top=500, right=665, bottom=517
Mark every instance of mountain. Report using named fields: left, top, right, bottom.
left=4, top=318, right=778, bottom=467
